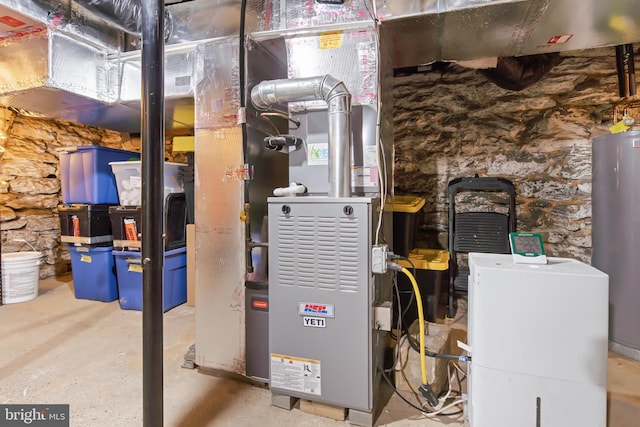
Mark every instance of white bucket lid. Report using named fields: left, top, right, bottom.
left=1, top=251, right=42, bottom=262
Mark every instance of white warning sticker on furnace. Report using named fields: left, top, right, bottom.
left=270, top=354, right=321, bottom=396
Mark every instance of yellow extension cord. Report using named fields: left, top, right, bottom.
left=400, top=266, right=428, bottom=387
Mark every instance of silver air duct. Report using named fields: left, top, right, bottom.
left=251, top=75, right=352, bottom=198
left=73, top=0, right=142, bottom=35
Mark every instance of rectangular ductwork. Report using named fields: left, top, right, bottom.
left=377, top=0, right=640, bottom=68
left=2, top=0, right=640, bottom=131
left=0, top=0, right=199, bottom=131
left=0, top=23, right=195, bottom=131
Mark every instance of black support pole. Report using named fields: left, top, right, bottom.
left=141, top=0, right=165, bottom=426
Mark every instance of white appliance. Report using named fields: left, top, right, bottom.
left=467, top=253, right=609, bottom=427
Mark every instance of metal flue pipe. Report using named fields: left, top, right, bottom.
left=251, top=75, right=352, bottom=198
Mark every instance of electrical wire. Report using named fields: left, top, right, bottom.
left=376, top=328, right=464, bottom=418
left=257, top=114, right=279, bottom=136
left=404, top=332, right=465, bottom=360
left=392, top=273, right=403, bottom=345
left=260, top=111, right=301, bottom=128
left=372, top=24, right=387, bottom=246
left=395, top=256, right=417, bottom=328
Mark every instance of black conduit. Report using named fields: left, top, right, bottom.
left=616, top=44, right=637, bottom=98
left=141, top=0, right=165, bottom=426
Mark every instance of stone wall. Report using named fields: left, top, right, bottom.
left=0, top=45, right=626, bottom=277
left=393, top=47, right=623, bottom=263
left=0, top=107, right=186, bottom=278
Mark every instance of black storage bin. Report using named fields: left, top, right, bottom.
left=393, top=249, right=449, bottom=328
left=109, top=193, right=187, bottom=251
left=389, top=196, right=426, bottom=257
left=58, top=204, right=114, bottom=245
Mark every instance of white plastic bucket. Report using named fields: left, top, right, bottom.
left=1, top=251, right=41, bottom=304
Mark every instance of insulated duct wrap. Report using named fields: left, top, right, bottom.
left=73, top=0, right=141, bottom=35
left=285, top=28, right=378, bottom=110
left=194, top=37, right=240, bottom=129
left=478, top=53, right=563, bottom=91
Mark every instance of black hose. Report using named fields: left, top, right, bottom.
left=404, top=330, right=465, bottom=361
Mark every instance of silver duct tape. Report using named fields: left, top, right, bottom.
left=286, top=27, right=378, bottom=111
left=194, top=37, right=240, bottom=130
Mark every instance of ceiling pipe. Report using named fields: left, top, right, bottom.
left=251, top=75, right=352, bottom=198
left=615, top=44, right=636, bottom=98
left=140, top=0, right=165, bottom=425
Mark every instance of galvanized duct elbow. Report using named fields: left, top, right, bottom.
left=251, top=75, right=352, bottom=198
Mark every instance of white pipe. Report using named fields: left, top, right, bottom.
left=251, top=75, right=352, bottom=198
left=273, top=182, right=307, bottom=197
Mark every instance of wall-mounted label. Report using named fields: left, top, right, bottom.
left=298, top=302, right=334, bottom=318
left=307, top=143, right=329, bottom=166
left=303, top=316, right=326, bottom=328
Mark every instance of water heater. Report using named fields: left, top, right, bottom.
left=592, top=131, right=640, bottom=360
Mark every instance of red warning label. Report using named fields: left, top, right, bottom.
left=547, top=34, right=573, bottom=45
left=0, top=15, right=26, bottom=28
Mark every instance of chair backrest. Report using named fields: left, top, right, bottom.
left=453, top=212, right=511, bottom=254
left=448, top=177, right=516, bottom=256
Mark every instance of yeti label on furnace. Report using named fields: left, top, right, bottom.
left=303, top=316, right=326, bottom=328
left=298, top=302, right=334, bottom=318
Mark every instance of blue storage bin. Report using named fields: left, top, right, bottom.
left=68, top=245, right=118, bottom=302
left=59, top=146, right=139, bottom=204
left=113, top=247, right=187, bottom=312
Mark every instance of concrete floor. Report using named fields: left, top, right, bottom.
left=1, top=275, right=639, bottom=426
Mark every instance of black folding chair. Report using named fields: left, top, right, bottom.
left=447, top=177, right=516, bottom=318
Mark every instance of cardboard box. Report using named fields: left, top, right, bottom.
left=187, top=224, right=195, bottom=306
